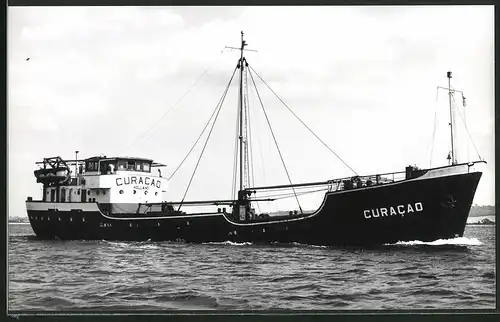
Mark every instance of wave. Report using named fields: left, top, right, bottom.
left=202, top=241, right=253, bottom=246
left=385, top=237, right=482, bottom=246
left=290, top=242, right=328, bottom=248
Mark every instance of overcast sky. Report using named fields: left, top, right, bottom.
left=8, top=6, right=494, bottom=216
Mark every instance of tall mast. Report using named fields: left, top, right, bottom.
left=238, top=31, right=247, bottom=191
left=447, top=71, right=456, bottom=165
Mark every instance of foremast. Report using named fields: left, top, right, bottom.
left=438, top=71, right=468, bottom=165
left=447, top=71, right=457, bottom=165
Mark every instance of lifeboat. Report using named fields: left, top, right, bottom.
left=34, top=167, right=71, bottom=184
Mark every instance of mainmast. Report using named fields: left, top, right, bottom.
left=238, top=31, right=247, bottom=191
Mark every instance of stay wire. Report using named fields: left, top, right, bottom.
left=429, top=87, right=440, bottom=167
left=231, top=66, right=242, bottom=200
left=168, top=65, right=235, bottom=181
left=255, top=187, right=329, bottom=201
left=248, top=65, right=358, bottom=176
left=451, top=95, right=483, bottom=161
left=246, top=71, right=256, bottom=188
left=248, top=67, right=303, bottom=214
left=178, top=66, right=238, bottom=211
left=245, top=70, right=261, bottom=214
left=126, top=49, right=226, bottom=153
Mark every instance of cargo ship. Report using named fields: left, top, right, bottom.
left=25, top=32, right=485, bottom=246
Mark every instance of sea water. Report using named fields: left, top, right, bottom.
left=8, top=223, right=495, bottom=311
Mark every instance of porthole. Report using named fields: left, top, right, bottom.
left=58, top=217, right=61, bottom=221
left=82, top=217, right=86, bottom=222
left=155, top=192, right=158, bottom=196
left=119, top=190, right=124, bottom=194
left=77, top=190, right=81, bottom=195
left=48, top=217, right=50, bottom=221
left=129, top=223, right=132, bottom=227
left=70, top=217, right=73, bottom=222
left=103, top=190, right=106, bottom=195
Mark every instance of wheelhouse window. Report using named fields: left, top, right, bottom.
left=86, top=161, right=99, bottom=172
left=118, top=160, right=127, bottom=170
left=100, top=160, right=118, bottom=174
left=115, top=159, right=152, bottom=172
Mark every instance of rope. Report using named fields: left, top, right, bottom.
left=429, top=87, right=440, bottom=167
left=248, top=65, right=358, bottom=176
left=125, top=49, right=226, bottom=153
left=169, top=67, right=234, bottom=181
left=246, top=72, right=256, bottom=189
left=243, top=81, right=258, bottom=215
left=248, top=68, right=303, bottom=214
left=178, top=66, right=238, bottom=211
left=231, top=96, right=240, bottom=200
left=452, top=95, right=483, bottom=161
left=254, top=187, right=329, bottom=200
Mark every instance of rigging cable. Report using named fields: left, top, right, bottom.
left=125, top=49, right=227, bottom=154
left=429, top=87, right=440, bottom=167
left=248, top=67, right=303, bottom=215
left=168, top=76, right=229, bottom=180
left=178, top=66, right=238, bottom=211
left=248, top=65, right=358, bottom=176
left=254, top=187, right=329, bottom=201
left=246, top=71, right=256, bottom=188
left=451, top=94, right=483, bottom=161
left=231, top=64, right=242, bottom=200
left=231, top=112, right=240, bottom=200
left=245, top=70, right=261, bottom=214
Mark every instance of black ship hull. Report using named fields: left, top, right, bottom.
left=25, top=170, right=482, bottom=246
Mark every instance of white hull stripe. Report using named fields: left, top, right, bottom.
left=26, top=202, right=225, bottom=220
left=26, top=202, right=101, bottom=212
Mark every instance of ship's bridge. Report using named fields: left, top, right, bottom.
left=83, top=156, right=165, bottom=176
left=35, top=155, right=168, bottom=204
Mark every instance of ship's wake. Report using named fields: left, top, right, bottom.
left=385, top=237, right=482, bottom=247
